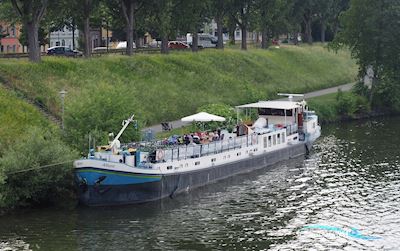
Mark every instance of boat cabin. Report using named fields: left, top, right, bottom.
left=236, top=100, right=304, bottom=135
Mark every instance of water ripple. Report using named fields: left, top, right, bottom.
left=1, top=117, right=400, bottom=250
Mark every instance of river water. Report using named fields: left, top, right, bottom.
left=1, top=117, right=400, bottom=250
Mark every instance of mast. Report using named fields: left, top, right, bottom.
left=110, top=114, right=135, bottom=149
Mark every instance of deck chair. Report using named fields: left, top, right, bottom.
left=161, top=122, right=172, bottom=131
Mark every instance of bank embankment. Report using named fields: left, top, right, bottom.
left=0, top=45, right=357, bottom=211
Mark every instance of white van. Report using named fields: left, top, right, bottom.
left=186, top=33, right=217, bottom=48
left=116, top=41, right=136, bottom=49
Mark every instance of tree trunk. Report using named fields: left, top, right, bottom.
left=229, top=26, right=235, bottom=45
left=216, top=16, right=224, bottom=49
left=72, top=23, right=75, bottom=50
left=320, top=19, right=326, bottom=43
left=26, top=21, right=40, bottom=62
left=191, top=31, right=199, bottom=52
left=261, top=27, right=268, bottom=49
left=370, top=73, right=379, bottom=103
left=126, top=2, right=134, bottom=56
left=160, top=35, right=169, bottom=54
left=241, top=27, right=247, bottom=50
left=135, top=36, right=140, bottom=49
left=305, top=19, right=312, bottom=45
left=83, top=0, right=92, bottom=57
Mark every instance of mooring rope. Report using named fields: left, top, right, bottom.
left=5, top=160, right=75, bottom=175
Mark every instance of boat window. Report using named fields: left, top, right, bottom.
left=258, top=108, right=293, bottom=116
left=167, top=166, right=173, bottom=170
left=282, top=133, right=286, bottom=143
left=263, top=137, right=267, bottom=148
left=268, top=136, right=272, bottom=147
left=273, top=135, right=277, bottom=145
left=211, top=158, right=216, bottom=162
left=195, top=161, right=200, bottom=165
left=277, top=134, right=281, bottom=144
left=237, top=152, right=241, bottom=156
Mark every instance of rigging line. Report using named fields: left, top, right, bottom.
left=5, top=160, right=75, bottom=175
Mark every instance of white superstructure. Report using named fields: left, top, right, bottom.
left=75, top=98, right=321, bottom=176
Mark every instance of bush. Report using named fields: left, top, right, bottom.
left=64, top=83, right=142, bottom=153
left=196, top=103, right=236, bottom=131
left=0, top=127, right=78, bottom=210
left=335, top=90, right=370, bottom=118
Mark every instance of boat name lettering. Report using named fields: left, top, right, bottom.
left=103, top=163, right=115, bottom=168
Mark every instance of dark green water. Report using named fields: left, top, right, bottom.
left=1, top=117, right=400, bottom=250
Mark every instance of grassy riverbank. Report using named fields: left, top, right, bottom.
left=0, top=44, right=358, bottom=211
left=0, top=45, right=356, bottom=124
left=0, top=45, right=357, bottom=148
left=308, top=87, right=371, bottom=123
left=0, top=87, right=78, bottom=211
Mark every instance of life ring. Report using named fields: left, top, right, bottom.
left=252, top=134, right=257, bottom=145
left=156, top=149, right=165, bottom=161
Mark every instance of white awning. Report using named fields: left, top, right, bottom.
left=181, top=112, right=226, bottom=122
left=236, top=101, right=300, bottom=110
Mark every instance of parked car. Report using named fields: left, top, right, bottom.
left=148, top=40, right=161, bottom=48
left=47, top=46, right=82, bottom=57
left=116, top=41, right=136, bottom=49
left=186, top=33, right=217, bottom=48
left=93, top=47, right=108, bottom=52
left=168, top=41, right=190, bottom=49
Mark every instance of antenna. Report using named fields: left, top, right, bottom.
left=277, top=93, right=304, bottom=102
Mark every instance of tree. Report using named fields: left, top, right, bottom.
left=211, top=0, right=228, bottom=49
left=120, top=0, right=144, bottom=55
left=230, top=0, right=256, bottom=50
left=9, top=0, right=49, bottom=62
left=290, top=0, right=318, bottom=44
left=255, top=0, right=289, bottom=49
left=329, top=0, right=350, bottom=36
left=83, top=0, right=93, bottom=57
left=18, top=25, right=48, bottom=50
left=315, top=0, right=349, bottom=43
left=145, top=0, right=176, bottom=54
left=333, top=0, right=400, bottom=110
left=174, top=0, right=210, bottom=52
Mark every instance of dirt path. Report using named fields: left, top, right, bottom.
left=144, top=82, right=356, bottom=133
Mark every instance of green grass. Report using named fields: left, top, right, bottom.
left=0, top=45, right=358, bottom=150
left=308, top=93, right=339, bottom=122
left=0, top=86, right=52, bottom=151
left=0, top=45, right=357, bottom=126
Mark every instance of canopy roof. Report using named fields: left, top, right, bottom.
left=181, top=112, right=226, bottom=122
left=236, top=100, right=300, bottom=110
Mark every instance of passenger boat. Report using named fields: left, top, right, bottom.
left=74, top=95, right=321, bottom=206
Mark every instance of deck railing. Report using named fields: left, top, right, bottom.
left=156, top=133, right=259, bottom=163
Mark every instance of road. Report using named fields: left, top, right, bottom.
left=143, top=82, right=355, bottom=133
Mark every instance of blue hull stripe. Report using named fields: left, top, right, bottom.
left=75, top=168, right=161, bottom=186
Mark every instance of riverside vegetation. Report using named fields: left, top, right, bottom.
left=0, top=45, right=358, bottom=211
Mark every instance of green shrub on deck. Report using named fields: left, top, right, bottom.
left=196, top=103, right=236, bottom=131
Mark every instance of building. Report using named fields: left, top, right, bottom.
left=203, top=20, right=258, bottom=43
left=0, top=22, right=24, bottom=53
left=49, top=26, right=79, bottom=49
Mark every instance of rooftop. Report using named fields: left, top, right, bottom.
left=236, top=100, right=300, bottom=110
